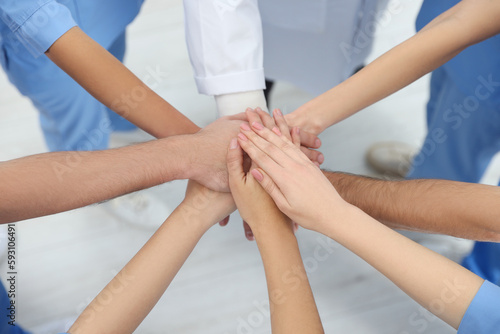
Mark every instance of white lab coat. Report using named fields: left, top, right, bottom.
left=183, top=0, right=386, bottom=97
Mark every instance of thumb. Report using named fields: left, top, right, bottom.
left=250, top=168, right=287, bottom=209
left=226, top=138, right=244, bottom=180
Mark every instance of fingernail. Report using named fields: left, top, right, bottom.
left=274, top=109, right=283, bottom=117
left=251, top=169, right=264, bottom=182
left=252, top=122, right=264, bottom=130
left=246, top=231, right=254, bottom=240
left=246, top=107, right=253, bottom=112
left=295, top=127, right=300, bottom=135
left=256, top=107, right=262, bottom=112
left=240, top=123, right=251, bottom=131
left=315, top=138, right=321, bottom=147
left=272, top=127, right=281, bottom=136
left=230, top=138, right=238, bottom=149
left=314, top=161, right=321, bottom=167
left=238, top=133, right=248, bottom=141
left=318, top=153, right=324, bottom=164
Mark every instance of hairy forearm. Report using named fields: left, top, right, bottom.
left=69, top=204, right=208, bottom=334
left=46, top=27, right=200, bottom=138
left=323, top=206, right=484, bottom=329
left=0, top=136, right=191, bottom=224
left=291, top=0, right=500, bottom=134
left=324, top=171, right=500, bottom=242
left=252, top=214, right=323, bottom=334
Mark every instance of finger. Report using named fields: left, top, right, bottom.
left=251, top=168, right=289, bottom=211
left=255, top=107, right=277, bottom=132
left=243, top=221, right=254, bottom=241
left=245, top=108, right=261, bottom=128
left=226, top=138, right=245, bottom=180
left=291, top=127, right=301, bottom=148
left=300, top=146, right=325, bottom=165
left=300, top=129, right=322, bottom=149
left=241, top=122, right=307, bottom=165
left=238, top=127, right=292, bottom=170
left=273, top=109, right=292, bottom=141
left=219, top=216, right=230, bottom=227
left=226, top=112, right=248, bottom=121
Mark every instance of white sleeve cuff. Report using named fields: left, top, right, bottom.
left=215, top=90, right=268, bottom=117
left=195, top=68, right=265, bottom=96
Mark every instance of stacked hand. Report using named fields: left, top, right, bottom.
left=234, top=110, right=350, bottom=235
left=187, top=108, right=323, bottom=237
left=190, top=110, right=323, bottom=193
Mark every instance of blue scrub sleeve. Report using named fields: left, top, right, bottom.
left=458, top=280, right=500, bottom=333
left=0, top=0, right=77, bottom=57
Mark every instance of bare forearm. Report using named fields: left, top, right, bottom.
left=323, top=206, right=484, bottom=329
left=253, top=215, right=323, bottom=334
left=324, top=171, right=500, bottom=241
left=69, top=206, right=207, bottom=334
left=46, top=27, right=200, bottom=138
left=291, top=0, right=500, bottom=134
left=0, top=137, right=191, bottom=224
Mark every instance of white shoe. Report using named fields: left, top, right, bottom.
left=103, top=180, right=188, bottom=230
left=29, top=316, right=76, bottom=334
left=365, top=141, right=418, bottom=178
left=109, top=128, right=155, bottom=148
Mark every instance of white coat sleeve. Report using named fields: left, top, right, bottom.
left=183, top=0, right=266, bottom=97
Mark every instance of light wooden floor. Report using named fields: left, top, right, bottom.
left=1, top=0, right=499, bottom=333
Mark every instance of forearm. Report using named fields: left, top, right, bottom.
left=324, top=171, right=500, bottom=242
left=323, top=205, right=484, bottom=329
left=46, top=27, right=200, bottom=138
left=290, top=0, right=500, bottom=134
left=252, top=215, right=323, bottom=334
left=69, top=204, right=209, bottom=334
left=0, top=136, right=191, bottom=224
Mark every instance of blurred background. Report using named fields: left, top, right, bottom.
left=0, top=0, right=499, bottom=333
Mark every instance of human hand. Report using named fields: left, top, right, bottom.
left=181, top=180, right=235, bottom=230
left=188, top=114, right=247, bottom=192
left=240, top=108, right=301, bottom=239
left=226, top=137, right=293, bottom=234
left=285, top=109, right=325, bottom=139
left=252, top=108, right=324, bottom=165
left=237, top=121, right=350, bottom=234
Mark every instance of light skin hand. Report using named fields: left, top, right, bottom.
left=254, top=108, right=323, bottom=165
left=235, top=122, right=484, bottom=331
left=237, top=122, right=350, bottom=234
left=187, top=114, right=247, bottom=192
left=240, top=109, right=301, bottom=240
left=226, top=137, right=324, bottom=334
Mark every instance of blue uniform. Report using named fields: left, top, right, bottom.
left=458, top=280, right=500, bottom=333
left=408, top=0, right=500, bottom=286
left=0, top=0, right=144, bottom=151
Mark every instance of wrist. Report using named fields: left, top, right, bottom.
left=169, top=203, right=213, bottom=234
left=248, top=214, right=293, bottom=239
left=157, top=135, right=195, bottom=182
left=288, top=105, right=324, bottom=136
left=319, top=202, right=365, bottom=239
left=215, top=90, right=268, bottom=117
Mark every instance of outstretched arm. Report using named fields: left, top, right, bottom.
left=323, top=172, right=500, bottom=242
left=46, top=27, right=200, bottom=138
left=0, top=116, right=244, bottom=224
left=68, top=181, right=234, bottom=334
left=287, top=0, right=500, bottom=135
left=238, top=122, right=487, bottom=330
left=227, top=128, right=323, bottom=333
